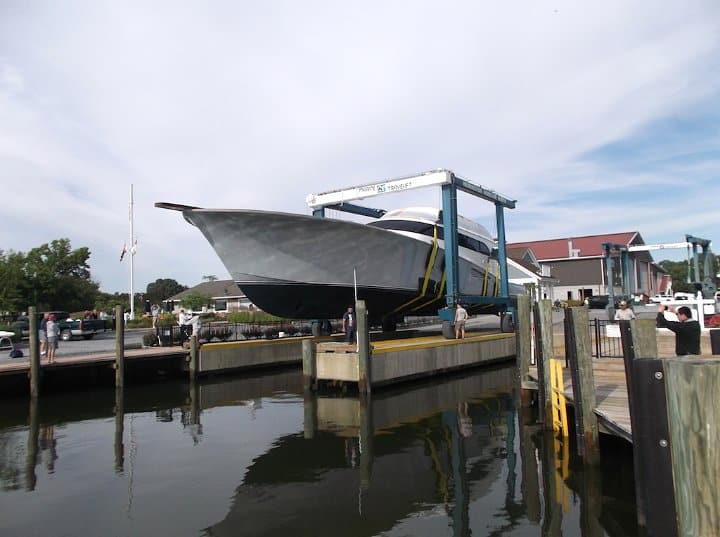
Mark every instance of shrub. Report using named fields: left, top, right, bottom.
left=241, top=326, right=263, bottom=339
left=227, top=311, right=282, bottom=323
left=262, top=327, right=279, bottom=339
left=142, top=330, right=158, bottom=347
left=127, top=317, right=153, bottom=329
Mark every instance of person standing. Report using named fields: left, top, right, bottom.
left=39, top=312, right=49, bottom=357
left=46, top=314, right=59, bottom=364
left=151, top=304, right=160, bottom=328
left=123, top=310, right=130, bottom=328
left=342, top=305, right=356, bottom=344
left=614, top=300, right=636, bottom=321
left=454, top=303, right=468, bottom=339
left=656, top=305, right=701, bottom=355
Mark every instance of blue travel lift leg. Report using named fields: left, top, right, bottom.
left=309, top=170, right=517, bottom=338
left=438, top=179, right=515, bottom=337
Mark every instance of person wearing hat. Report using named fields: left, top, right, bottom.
left=614, top=300, right=636, bottom=321
left=342, top=305, right=356, bottom=344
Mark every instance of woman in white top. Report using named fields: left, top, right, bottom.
left=46, top=314, right=59, bottom=364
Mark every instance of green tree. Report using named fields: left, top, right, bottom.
left=202, top=274, right=218, bottom=282
left=145, top=278, right=187, bottom=305
left=180, top=292, right=212, bottom=311
left=21, top=239, right=99, bottom=312
left=94, top=291, right=129, bottom=315
left=659, top=252, right=719, bottom=295
left=0, top=250, right=26, bottom=313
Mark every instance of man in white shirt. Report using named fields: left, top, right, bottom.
left=454, top=303, right=468, bottom=339
left=614, top=300, right=636, bottom=321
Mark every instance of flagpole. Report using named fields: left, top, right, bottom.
left=129, top=184, right=135, bottom=320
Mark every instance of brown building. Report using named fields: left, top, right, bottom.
left=508, top=232, right=667, bottom=302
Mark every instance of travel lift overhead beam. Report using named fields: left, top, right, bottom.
left=602, top=235, right=715, bottom=310
left=306, top=169, right=517, bottom=336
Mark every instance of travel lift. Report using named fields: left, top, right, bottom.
left=602, top=235, right=716, bottom=323
left=306, top=169, right=517, bottom=339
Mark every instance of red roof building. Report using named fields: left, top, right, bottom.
left=508, top=232, right=666, bottom=302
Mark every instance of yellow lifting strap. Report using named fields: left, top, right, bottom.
left=481, top=257, right=491, bottom=296
left=493, top=260, right=500, bottom=296
left=392, top=226, right=439, bottom=314
left=550, top=358, right=569, bottom=438
left=409, top=270, right=446, bottom=313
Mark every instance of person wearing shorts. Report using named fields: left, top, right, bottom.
left=46, top=314, right=59, bottom=364
left=454, top=303, right=468, bottom=339
left=39, top=312, right=49, bottom=356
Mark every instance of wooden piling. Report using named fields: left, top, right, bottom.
left=359, top=393, right=373, bottom=489
left=115, top=305, right=124, bottom=389
left=535, top=300, right=554, bottom=425
left=189, top=335, right=199, bottom=380
left=25, top=396, right=39, bottom=491
left=28, top=306, right=41, bottom=398
left=303, top=391, right=317, bottom=440
left=302, top=339, right=316, bottom=392
left=540, top=430, right=563, bottom=535
left=566, top=307, right=600, bottom=465
left=626, top=357, right=677, bottom=536
left=664, top=358, right=720, bottom=537
left=356, top=300, right=371, bottom=394
left=114, top=387, right=125, bottom=473
left=519, top=406, right=541, bottom=523
left=516, top=295, right=533, bottom=406
left=619, top=319, right=669, bottom=530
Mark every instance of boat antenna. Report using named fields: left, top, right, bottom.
left=353, top=267, right=358, bottom=303
left=354, top=267, right=359, bottom=353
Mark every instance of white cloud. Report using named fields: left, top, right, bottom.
left=1, top=0, right=719, bottom=291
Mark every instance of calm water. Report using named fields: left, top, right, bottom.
left=0, top=365, right=639, bottom=536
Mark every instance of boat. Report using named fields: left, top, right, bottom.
left=157, top=203, right=521, bottom=327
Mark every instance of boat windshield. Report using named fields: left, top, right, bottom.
left=368, top=220, right=492, bottom=256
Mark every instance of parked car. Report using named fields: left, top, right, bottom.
left=12, top=311, right=105, bottom=341
left=586, top=295, right=609, bottom=309
left=649, top=294, right=674, bottom=303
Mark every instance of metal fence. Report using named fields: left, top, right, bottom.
left=152, top=320, right=325, bottom=347
left=589, top=318, right=623, bottom=358
left=151, top=315, right=443, bottom=347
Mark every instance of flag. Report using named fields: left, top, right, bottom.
left=120, top=242, right=128, bottom=261
left=130, top=239, right=137, bottom=255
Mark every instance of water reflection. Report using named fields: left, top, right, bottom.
left=0, top=365, right=638, bottom=537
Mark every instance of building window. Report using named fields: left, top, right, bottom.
left=214, top=299, right=227, bottom=312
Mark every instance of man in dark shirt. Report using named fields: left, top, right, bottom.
left=342, top=305, right=356, bottom=344
left=656, top=305, right=701, bottom=355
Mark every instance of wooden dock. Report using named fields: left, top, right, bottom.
left=0, top=346, right=188, bottom=377
left=310, top=330, right=516, bottom=391
left=517, top=296, right=720, bottom=537
left=530, top=359, right=631, bottom=442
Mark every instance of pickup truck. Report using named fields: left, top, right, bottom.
left=12, top=311, right=106, bottom=341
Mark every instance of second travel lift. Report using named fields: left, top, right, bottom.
left=305, top=169, right=517, bottom=338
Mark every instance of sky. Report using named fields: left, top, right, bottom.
left=1, top=0, right=719, bottom=294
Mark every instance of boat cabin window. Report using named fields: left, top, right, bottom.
left=368, top=220, right=491, bottom=255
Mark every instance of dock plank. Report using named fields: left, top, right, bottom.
left=0, top=347, right=188, bottom=376
left=529, top=359, right=632, bottom=442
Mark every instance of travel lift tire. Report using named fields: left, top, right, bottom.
left=311, top=320, right=332, bottom=337
left=381, top=317, right=397, bottom=332
left=500, top=312, right=514, bottom=333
